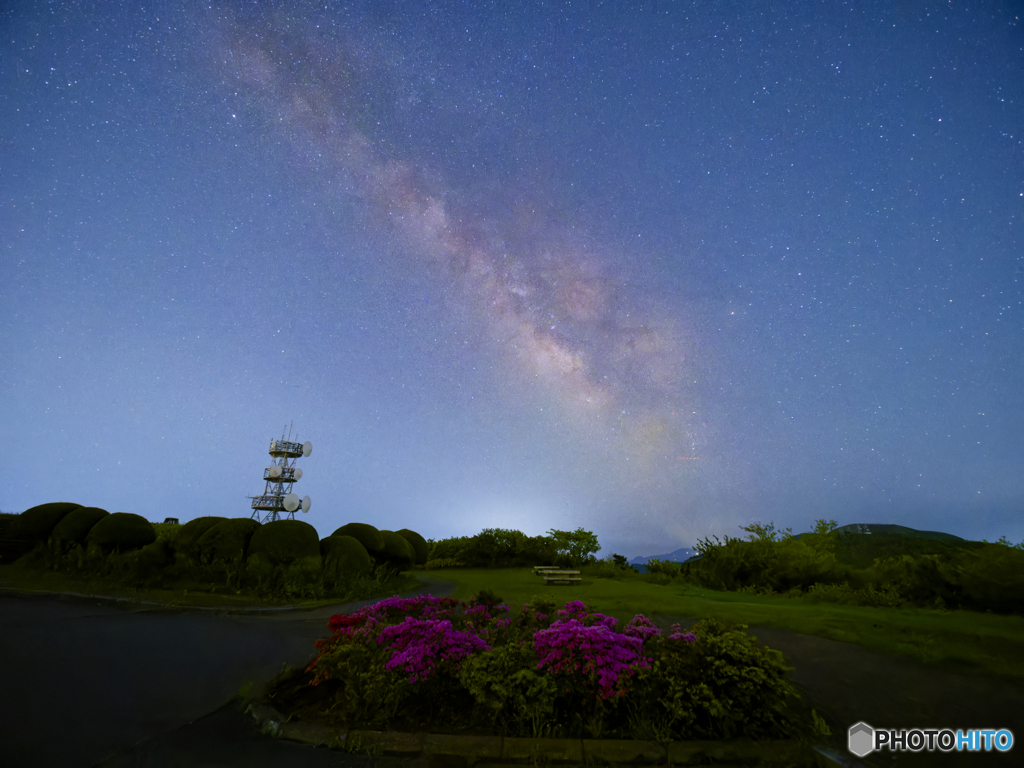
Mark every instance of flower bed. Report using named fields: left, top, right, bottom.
left=264, top=593, right=831, bottom=745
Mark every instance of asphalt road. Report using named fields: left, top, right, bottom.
left=0, top=576, right=458, bottom=768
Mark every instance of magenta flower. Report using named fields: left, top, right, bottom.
left=309, top=594, right=695, bottom=698
left=534, top=618, right=651, bottom=699
left=377, top=616, right=491, bottom=683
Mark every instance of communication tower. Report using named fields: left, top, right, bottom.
left=248, top=422, right=312, bottom=523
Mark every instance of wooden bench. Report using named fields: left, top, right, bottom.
left=534, top=566, right=581, bottom=584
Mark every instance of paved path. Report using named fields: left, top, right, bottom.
left=0, top=577, right=457, bottom=768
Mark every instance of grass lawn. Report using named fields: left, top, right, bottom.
left=417, top=565, right=1024, bottom=683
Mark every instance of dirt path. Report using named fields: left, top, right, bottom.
left=651, top=615, right=1023, bottom=768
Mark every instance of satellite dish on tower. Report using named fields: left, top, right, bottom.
left=247, top=421, right=314, bottom=523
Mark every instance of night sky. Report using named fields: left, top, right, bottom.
left=3, top=1, right=1023, bottom=560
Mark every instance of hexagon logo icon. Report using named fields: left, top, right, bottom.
left=848, top=722, right=874, bottom=757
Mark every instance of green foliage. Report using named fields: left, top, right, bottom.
left=645, top=558, right=682, bottom=578
left=545, top=527, right=600, bottom=568
left=196, top=518, right=260, bottom=565
left=331, top=523, right=385, bottom=557
left=10, top=502, right=82, bottom=542
left=939, top=544, right=1024, bottom=615
left=172, top=516, right=228, bottom=560
left=320, top=535, right=374, bottom=585
left=271, top=606, right=827, bottom=742
left=805, top=581, right=905, bottom=609
left=84, top=512, right=156, bottom=553
left=427, top=535, right=472, bottom=561
left=680, top=519, right=1024, bottom=616
left=812, top=518, right=839, bottom=535
left=51, top=506, right=110, bottom=546
left=457, top=638, right=558, bottom=737
left=584, top=555, right=638, bottom=580
left=470, top=588, right=504, bottom=608
left=628, top=618, right=830, bottom=742
left=394, top=529, right=429, bottom=565
left=457, top=529, right=559, bottom=569
left=609, top=553, right=637, bottom=571
left=378, top=530, right=416, bottom=571
left=740, top=520, right=794, bottom=543
left=423, top=557, right=465, bottom=569
left=247, top=519, right=320, bottom=565
left=151, top=521, right=180, bottom=542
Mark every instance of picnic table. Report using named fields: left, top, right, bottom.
left=533, top=565, right=581, bottom=584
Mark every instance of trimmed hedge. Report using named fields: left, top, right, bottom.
left=331, top=522, right=385, bottom=558
left=248, top=519, right=320, bottom=565
left=320, top=535, right=374, bottom=584
left=395, top=528, right=429, bottom=566
left=10, top=502, right=82, bottom=542
left=378, top=530, right=416, bottom=571
left=85, top=513, right=157, bottom=553
left=51, top=506, right=110, bottom=545
left=196, top=518, right=261, bottom=564
left=173, top=516, right=229, bottom=558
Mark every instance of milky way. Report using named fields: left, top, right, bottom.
left=216, top=15, right=702, bottom=481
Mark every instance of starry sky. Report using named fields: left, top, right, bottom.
left=3, top=1, right=1023, bottom=559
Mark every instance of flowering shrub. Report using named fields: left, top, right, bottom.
left=533, top=600, right=653, bottom=700
left=291, top=593, right=827, bottom=742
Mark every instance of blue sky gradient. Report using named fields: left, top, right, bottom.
left=3, top=1, right=1022, bottom=559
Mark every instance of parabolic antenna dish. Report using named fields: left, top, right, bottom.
left=268, top=465, right=282, bottom=479
left=284, top=493, right=300, bottom=512
left=301, top=495, right=311, bottom=512
left=303, top=441, right=312, bottom=457
left=294, top=467, right=303, bottom=480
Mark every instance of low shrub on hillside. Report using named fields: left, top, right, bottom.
left=678, top=519, right=1024, bottom=615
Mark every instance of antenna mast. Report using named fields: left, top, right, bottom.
left=247, top=424, right=312, bottom=523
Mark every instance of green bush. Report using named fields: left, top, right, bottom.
left=196, top=518, right=260, bottom=565
left=423, top=557, right=465, bottom=569
left=645, top=558, right=682, bottom=578
left=628, top=618, right=829, bottom=742
left=427, top=535, right=472, bottom=562
left=863, top=552, right=967, bottom=610
left=395, top=528, right=429, bottom=566
left=457, top=529, right=559, bottom=568
left=321, top=535, right=375, bottom=585
left=805, top=581, right=905, bottom=609
left=248, top=519, right=320, bottom=565
left=331, top=523, right=385, bottom=558
left=172, top=516, right=228, bottom=559
left=109, top=538, right=175, bottom=585
left=85, top=513, right=157, bottom=553
left=378, top=530, right=416, bottom=571
left=936, top=544, right=1024, bottom=615
left=51, top=506, right=110, bottom=546
left=10, top=502, right=82, bottom=543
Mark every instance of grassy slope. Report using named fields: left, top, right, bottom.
left=418, top=565, right=1024, bottom=684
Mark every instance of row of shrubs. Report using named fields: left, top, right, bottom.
left=639, top=520, right=1024, bottom=616
left=4, top=502, right=431, bottom=601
